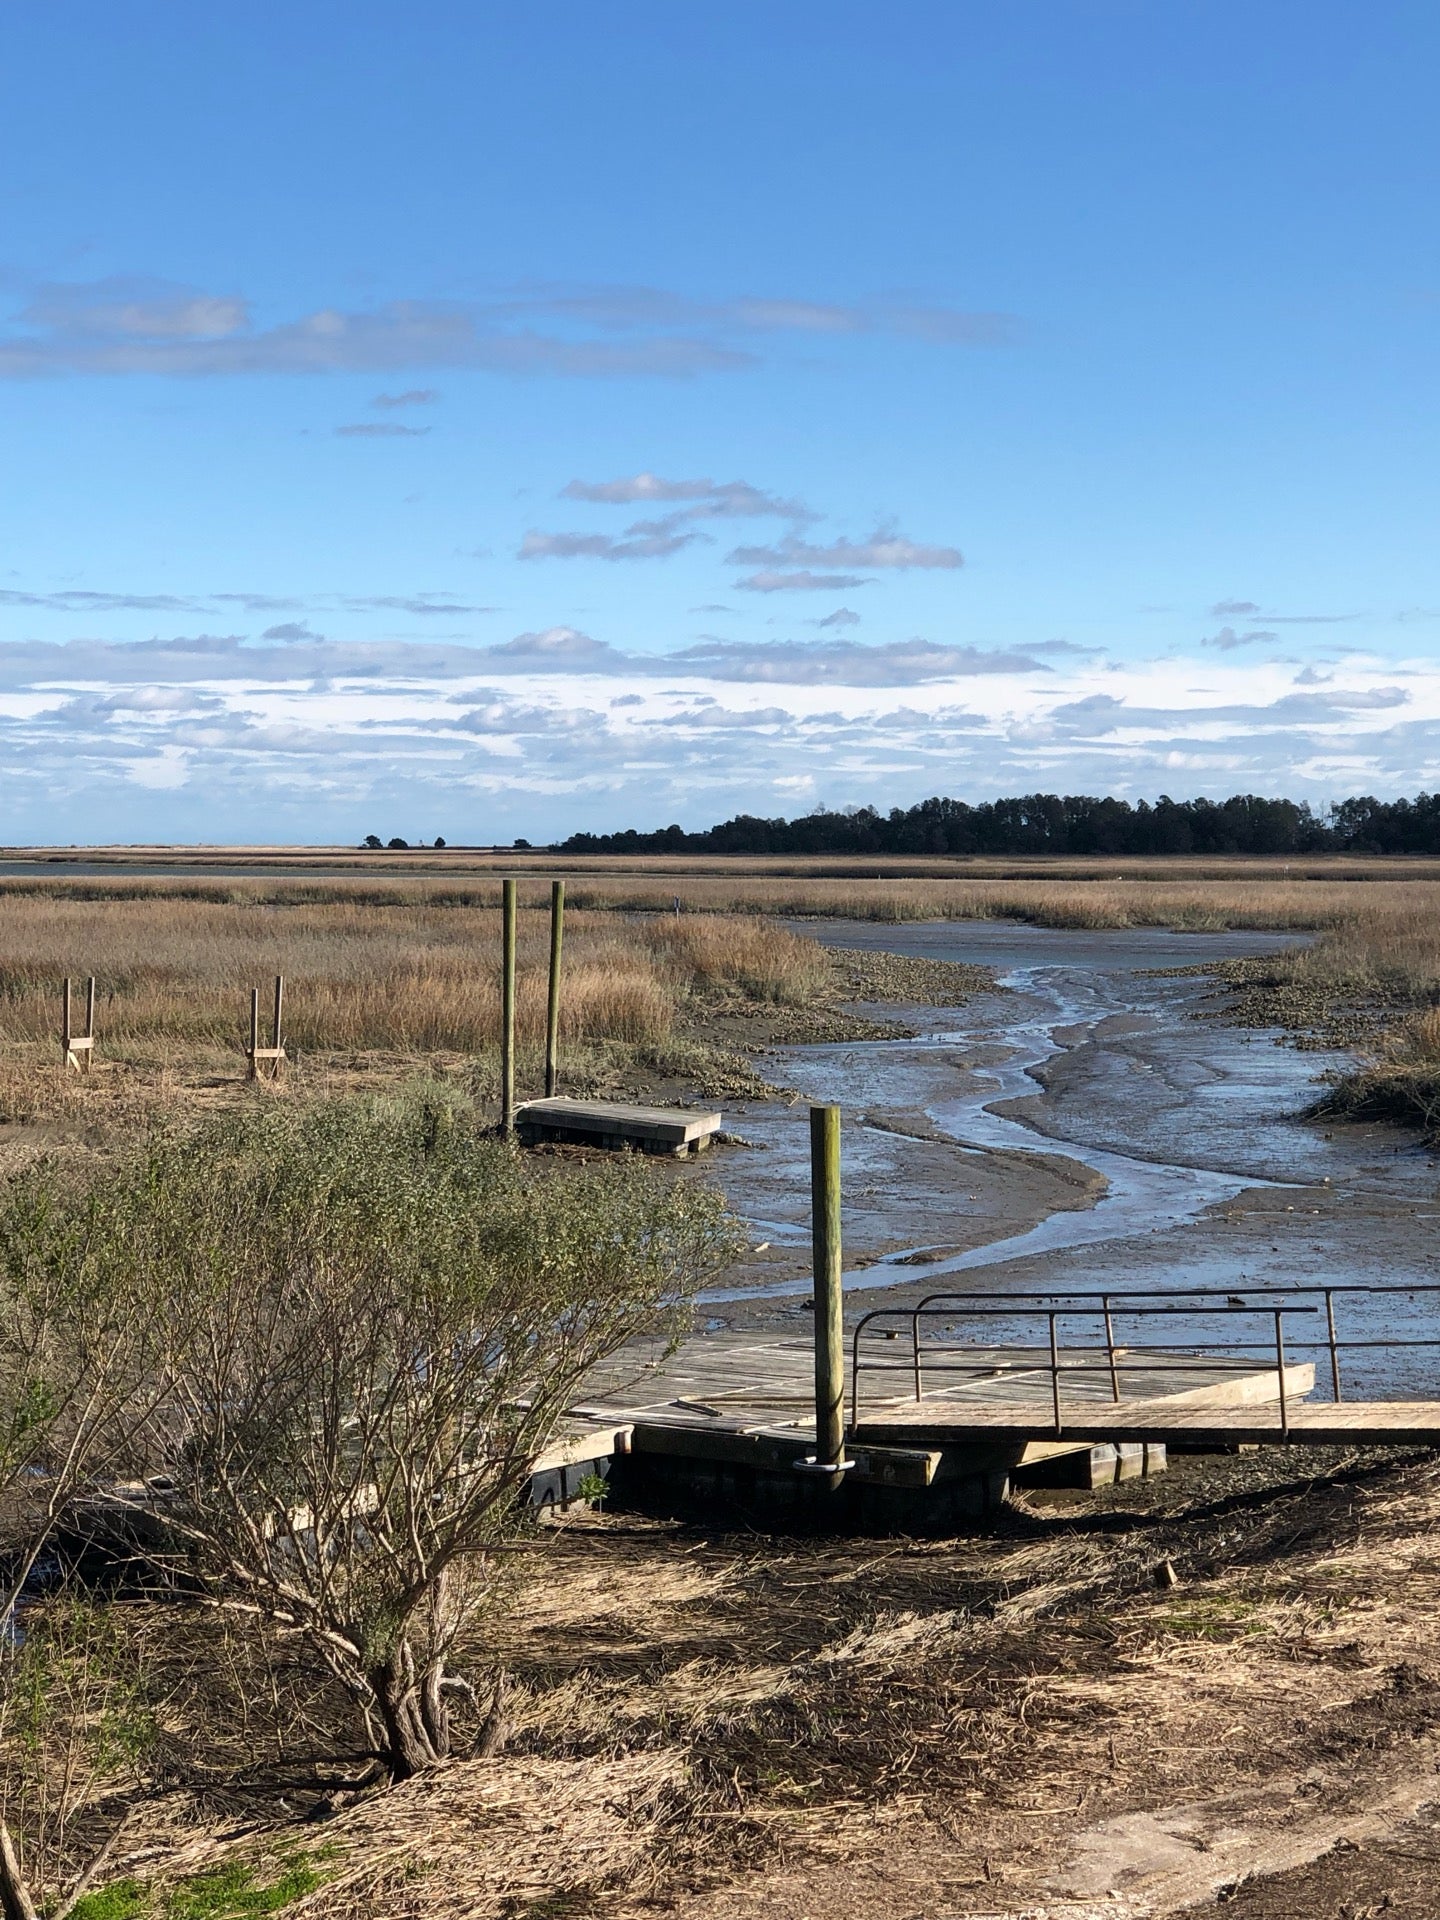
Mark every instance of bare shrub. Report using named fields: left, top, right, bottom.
left=0, top=1600, right=154, bottom=1920
left=24, top=1094, right=739, bottom=1783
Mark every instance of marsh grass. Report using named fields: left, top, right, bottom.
left=0, top=892, right=829, bottom=1141
left=5, top=865, right=1440, bottom=1135
left=0, top=896, right=836, bottom=1054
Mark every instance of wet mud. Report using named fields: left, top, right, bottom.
left=695, top=922, right=1440, bottom=1395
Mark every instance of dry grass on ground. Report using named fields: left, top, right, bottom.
left=52, top=1448, right=1440, bottom=1917
left=7, top=859, right=1440, bottom=1140
left=0, top=886, right=947, bottom=1154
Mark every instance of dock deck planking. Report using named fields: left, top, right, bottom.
left=556, top=1327, right=1440, bottom=1504
left=515, top=1097, right=722, bottom=1155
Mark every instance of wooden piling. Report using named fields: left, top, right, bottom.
left=501, top=878, right=517, bottom=1135
left=810, top=1103, right=846, bottom=1477
left=544, top=879, right=565, bottom=1098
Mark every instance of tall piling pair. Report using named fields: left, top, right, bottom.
left=499, top=878, right=565, bottom=1136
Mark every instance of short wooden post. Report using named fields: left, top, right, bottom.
left=810, top=1104, right=846, bottom=1478
left=500, top=878, right=517, bottom=1135
left=544, top=880, right=564, bottom=1098
left=245, top=976, right=287, bottom=1080
left=61, top=975, right=96, bottom=1072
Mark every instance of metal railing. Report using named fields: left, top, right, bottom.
left=848, top=1283, right=1440, bottom=1439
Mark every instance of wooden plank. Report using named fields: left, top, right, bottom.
left=531, top=1424, right=634, bottom=1474
left=854, top=1362, right=1317, bottom=1444
left=628, top=1419, right=941, bottom=1487
left=516, top=1097, right=722, bottom=1146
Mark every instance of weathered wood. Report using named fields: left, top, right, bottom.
left=246, top=977, right=287, bottom=1079
left=545, top=878, right=564, bottom=1098
left=515, top=1097, right=721, bottom=1154
left=810, top=1104, right=846, bottom=1478
left=500, top=877, right=517, bottom=1136
left=531, top=1423, right=634, bottom=1475
left=626, top=1420, right=939, bottom=1487
left=855, top=1399, right=1440, bottom=1450
left=61, top=975, right=96, bottom=1071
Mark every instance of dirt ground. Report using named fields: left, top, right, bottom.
left=65, top=1441, right=1440, bottom=1918
left=526, top=1446, right=1440, bottom=1920
left=135, top=1441, right=1434, bottom=1919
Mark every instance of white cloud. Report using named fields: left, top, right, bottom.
left=728, top=528, right=963, bottom=570
left=734, top=569, right=871, bottom=593
left=560, top=473, right=814, bottom=520
left=519, top=528, right=704, bottom=562
left=0, top=277, right=1019, bottom=382
left=0, top=624, right=1434, bottom=845
left=1202, top=626, right=1280, bottom=650
left=335, top=422, right=431, bottom=438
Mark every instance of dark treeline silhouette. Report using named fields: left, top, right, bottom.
left=560, top=792, right=1440, bottom=858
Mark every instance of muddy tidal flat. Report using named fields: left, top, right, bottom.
left=694, top=922, right=1439, bottom=1394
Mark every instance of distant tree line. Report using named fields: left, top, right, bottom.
left=559, top=791, right=1440, bottom=858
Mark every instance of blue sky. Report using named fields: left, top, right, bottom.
left=1, top=1, right=1438, bottom=844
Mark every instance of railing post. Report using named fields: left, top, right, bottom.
left=1325, top=1289, right=1343, bottom=1402
left=1049, top=1310, right=1063, bottom=1435
left=61, top=976, right=71, bottom=1066
left=810, top=1104, right=846, bottom=1477
left=544, top=879, right=564, bottom=1098
left=912, top=1306, right=923, bottom=1401
left=1103, top=1293, right=1120, bottom=1402
left=248, top=987, right=260, bottom=1081
left=1274, top=1310, right=1289, bottom=1434
left=500, top=878, right=517, bottom=1136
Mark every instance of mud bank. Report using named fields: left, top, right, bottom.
left=697, top=923, right=1440, bottom=1395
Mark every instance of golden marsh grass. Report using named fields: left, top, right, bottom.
left=0, top=888, right=829, bottom=1062
left=2, top=859, right=1439, bottom=1135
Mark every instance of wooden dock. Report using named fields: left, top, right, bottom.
left=515, top=1097, right=722, bottom=1156
left=540, top=1333, right=1323, bottom=1518
left=538, top=1318, right=1440, bottom=1522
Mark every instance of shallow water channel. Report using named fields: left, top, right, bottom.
left=699, top=922, right=1440, bottom=1399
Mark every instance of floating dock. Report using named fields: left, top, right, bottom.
left=540, top=1333, right=1322, bottom=1523
left=515, top=1097, right=723, bottom=1156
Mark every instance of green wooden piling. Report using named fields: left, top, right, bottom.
left=501, top=878, right=517, bottom=1136
left=810, top=1103, right=846, bottom=1474
left=545, top=879, right=565, bottom=1097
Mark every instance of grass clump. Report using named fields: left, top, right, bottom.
left=71, top=1857, right=323, bottom=1920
